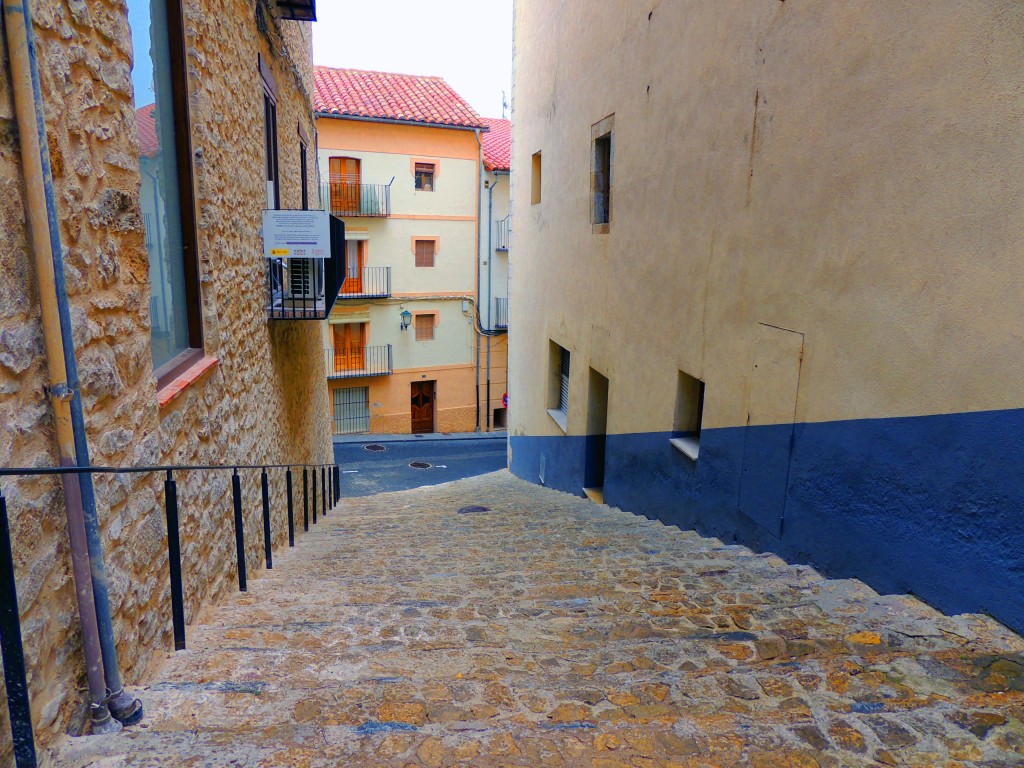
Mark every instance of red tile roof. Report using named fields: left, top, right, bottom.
left=481, top=117, right=511, bottom=172
left=136, top=103, right=158, bottom=158
left=313, top=67, right=486, bottom=130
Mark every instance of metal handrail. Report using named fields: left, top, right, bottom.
left=0, top=459, right=342, bottom=765
left=321, top=179, right=393, bottom=218
left=495, top=215, right=510, bottom=251
left=338, top=266, right=391, bottom=299
left=325, top=345, right=392, bottom=378
left=494, top=297, right=509, bottom=329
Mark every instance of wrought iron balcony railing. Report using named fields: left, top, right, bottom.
left=495, top=215, right=510, bottom=252
left=325, top=345, right=392, bottom=379
left=322, top=179, right=393, bottom=218
left=339, top=266, right=391, bottom=299
left=266, top=215, right=345, bottom=320
left=494, top=297, right=509, bottom=329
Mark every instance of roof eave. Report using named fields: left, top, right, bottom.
left=316, top=111, right=488, bottom=132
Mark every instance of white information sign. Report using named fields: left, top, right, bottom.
left=262, top=209, right=331, bottom=260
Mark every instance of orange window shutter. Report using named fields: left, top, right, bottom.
left=415, top=314, right=434, bottom=341
left=415, top=240, right=435, bottom=267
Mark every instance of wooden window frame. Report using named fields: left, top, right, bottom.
left=153, top=0, right=204, bottom=389
left=412, top=159, right=437, bottom=191
left=261, top=54, right=280, bottom=210
left=531, top=151, right=542, bottom=205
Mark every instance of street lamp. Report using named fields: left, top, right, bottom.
left=400, top=309, right=412, bottom=331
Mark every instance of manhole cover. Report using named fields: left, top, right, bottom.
left=458, top=506, right=491, bottom=514
left=364, top=444, right=387, bottom=452
left=409, top=461, right=432, bottom=469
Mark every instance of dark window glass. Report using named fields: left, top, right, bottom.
left=415, top=163, right=435, bottom=191
left=128, top=0, right=201, bottom=377
left=593, top=133, right=611, bottom=225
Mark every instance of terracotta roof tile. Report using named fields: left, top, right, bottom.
left=481, top=117, right=510, bottom=171
left=313, top=66, right=486, bottom=130
left=136, top=103, right=158, bottom=158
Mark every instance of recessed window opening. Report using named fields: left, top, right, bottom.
left=531, top=151, right=542, bottom=205
left=593, top=133, right=611, bottom=226
left=128, top=0, right=203, bottom=385
left=547, top=341, right=570, bottom=431
left=299, top=137, right=309, bottom=210
left=671, top=370, right=705, bottom=461
left=493, top=407, right=507, bottom=429
left=415, top=162, right=435, bottom=191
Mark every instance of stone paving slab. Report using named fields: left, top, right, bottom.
left=50, top=471, right=1024, bottom=767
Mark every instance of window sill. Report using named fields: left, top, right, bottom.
left=547, top=408, right=568, bottom=433
left=157, top=355, right=219, bottom=409
left=670, top=436, right=700, bottom=462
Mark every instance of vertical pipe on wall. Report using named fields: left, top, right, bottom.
left=2, top=0, right=121, bottom=735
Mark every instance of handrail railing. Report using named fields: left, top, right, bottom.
left=339, top=266, right=391, bottom=299
left=0, top=459, right=343, bottom=766
left=495, top=215, right=510, bottom=252
left=494, top=297, right=509, bottom=329
left=325, top=345, right=392, bottom=378
left=321, top=179, right=393, bottom=218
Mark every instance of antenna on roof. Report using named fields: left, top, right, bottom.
left=502, top=91, right=508, bottom=119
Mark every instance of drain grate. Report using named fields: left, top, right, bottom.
left=364, top=444, right=387, bottom=452
left=409, top=461, right=432, bottom=469
left=458, top=506, right=491, bottom=514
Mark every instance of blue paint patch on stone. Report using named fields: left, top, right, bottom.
left=353, top=721, right=419, bottom=735
left=714, top=631, right=758, bottom=642
left=850, top=702, right=887, bottom=714
left=543, top=721, right=596, bottom=731
left=511, top=407, right=1024, bottom=634
left=546, top=598, right=590, bottom=608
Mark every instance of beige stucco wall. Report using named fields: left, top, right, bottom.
left=0, top=0, right=329, bottom=759
left=318, top=116, right=486, bottom=432
left=510, top=0, right=1024, bottom=440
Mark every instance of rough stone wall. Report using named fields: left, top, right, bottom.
left=0, top=0, right=330, bottom=759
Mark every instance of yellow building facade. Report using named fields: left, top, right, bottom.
left=315, top=69, right=508, bottom=435
left=510, top=2, right=1024, bottom=634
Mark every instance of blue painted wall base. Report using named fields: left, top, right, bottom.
left=510, top=408, right=1024, bottom=634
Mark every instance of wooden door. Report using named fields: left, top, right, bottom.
left=411, top=381, right=435, bottom=434
left=332, top=323, right=365, bottom=373
left=329, top=156, right=361, bottom=214
left=341, top=240, right=364, bottom=295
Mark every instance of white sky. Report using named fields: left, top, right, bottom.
left=312, top=1, right=513, bottom=120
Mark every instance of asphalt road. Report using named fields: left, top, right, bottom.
left=332, top=436, right=508, bottom=497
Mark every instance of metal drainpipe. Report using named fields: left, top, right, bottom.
left=3, top=0, right=124, bottom=734
left=484, top=173, right=499, bottom=431
left=474, top=129, right=484, bottom=432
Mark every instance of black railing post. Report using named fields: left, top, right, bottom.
left=286, top=468, right=295, bottom=547
left=232, top=470, right=247, bottom=592
left=303, top=467, right=309, bottom=532
left=164, top=471, right=186, bottom=651
left=321, top=465, right=327, bottom=516
left=333, top=465, right=341, bottom=506
left=0, top=489, right=38, bottom=768
left=312, top=467, right=317, bottom=524
left=261, top=468, right=272, bottom=570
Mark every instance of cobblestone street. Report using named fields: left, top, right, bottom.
left=53, top=471, right=1024, bottom=767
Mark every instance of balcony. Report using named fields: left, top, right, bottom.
left=322, top=180, right=393, bottom=218
left=266, top=216, right=344, bottom=320
left=495, top=215, right=510, bottom=251
left=325, top=345, right=392, bottom=379
left=339, top=266, right=391, bottom=299
left=494, top=297, right=509, bottom=329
